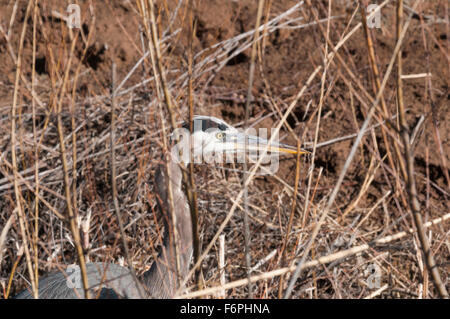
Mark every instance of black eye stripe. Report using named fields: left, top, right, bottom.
left=182, top=119, right=229, bottom=132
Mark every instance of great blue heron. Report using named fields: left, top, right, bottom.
left=15, top=115, right=305, bottom=299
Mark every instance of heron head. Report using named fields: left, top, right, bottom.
left=171, top=115, right=308, bottom=164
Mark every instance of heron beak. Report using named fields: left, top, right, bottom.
left=227, top=132, right=309, bottom=155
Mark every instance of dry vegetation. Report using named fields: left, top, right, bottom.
left=0, top=0, right=449, bottom=299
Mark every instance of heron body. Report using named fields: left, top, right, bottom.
left=15, top=262, right=143, bottom=299
left=15, top=115, right=304, bottom=299
left=16, top=159, right=190, bottom=299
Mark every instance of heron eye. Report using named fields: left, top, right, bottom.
left=215, top=132, right=225, bottom=140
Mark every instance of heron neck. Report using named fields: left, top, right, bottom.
left=143, top=161, right=193, bottom=298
